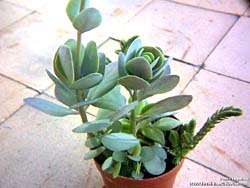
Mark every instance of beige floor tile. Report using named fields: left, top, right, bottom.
left=111, top=0, right=237, bottom=65
left=0, top=95, right=90, bottom=188
left=0, top=1, right=30, bottom=30
left=170, top=0, right=250, bottom=15
left=0, top=75, right=36, bottom=123
left=245, top=7, right=250, bottom=16
left=5, top=0, right=49, bottom=10
left=205, top=16, right=250, bottom=82
left=0, top=12, right=75, bottom=90
left=178, top=69, right=250, bottom=178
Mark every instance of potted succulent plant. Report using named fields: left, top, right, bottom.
left=24, top=0, right=243, bottom=188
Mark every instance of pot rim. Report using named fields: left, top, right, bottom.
left=94, top=158, right=184, bottom=182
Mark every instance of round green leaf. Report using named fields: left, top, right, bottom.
left=66, top=0, right=81, bottom=23
left=73, top=8, right=102, bottom=33
left=144, top=155, right=166, bottom=175
left=112, top=151, right=127, bottom=162
left=141, top=146, right=154, bottom=162
left=126, top=57, right=152, bottom=80
left=102, top=133, right=139, bottom=151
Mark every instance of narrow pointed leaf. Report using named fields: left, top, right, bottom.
left=118, top=75, right=150, bottom=90
left=125, top=37, right=142, bottom=62
left=84, top=146, right=105, bottom=160
left=102, top=133, right=139, bottom=151
left=58, top=45, right=74, bottom=83
left=46, top=69, right=68, bottom=90
left=139, top=75, right=180, bottom=100
left=81, top=41, right=99, bottom=76
left=72, top=119, right=111, bottom=133
left=126, top=57, right=152, bottom=80
left=73, top=8, right=102, bottom=33
left=98, top=52, right=106, bottom=75
left=118, top=52, right=127, bottom=77
left=102, top=157, right=113, bottom=171
left=71, top=73, right=103, bottom=90
left=113, top=162, right=121, bottom=178
left=88, top=62, right=118, bottom=99
left=110, top=101, right=138, bottom=122
left=24, top=98, right=77, bottom=116
left=66, top=0, right=81, bottom=22
left=142, top=95, right=193, bottom=116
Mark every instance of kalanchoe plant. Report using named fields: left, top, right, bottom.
left=24, top=0, right=243, bottom=183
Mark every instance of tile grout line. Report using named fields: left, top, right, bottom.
left=203, top=68, right=250, bottom=84
left=0, top=73, right=41, bottom=94
left=164, top=0, right=247, bottom=16
left=180, top=15, right=241, bottom=93
left=0, top=10, right=37, bottom=33
left=2, top=0, right=33, bottom=12
left=186, top=157, right=250, bottom=188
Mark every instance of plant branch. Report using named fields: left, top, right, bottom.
left=190, top=106, right=243, bottom=149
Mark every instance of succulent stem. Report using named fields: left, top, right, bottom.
left=130, top=91, right=138, bottom=136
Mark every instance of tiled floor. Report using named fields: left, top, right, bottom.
left=0, top=0, right=249, bottom=188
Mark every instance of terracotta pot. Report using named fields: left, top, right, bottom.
left=94, top=159, right=184, bottom=188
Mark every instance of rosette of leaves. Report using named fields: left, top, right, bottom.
left=117, top=36, right=171, bottom=90
left=24, top=0, right=124, bottom=120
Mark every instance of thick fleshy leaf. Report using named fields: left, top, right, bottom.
left=73, top=8, right=102, bottom=33
left=66, top=0, right=81, bottom=23
left=153, top=57, right=173, bottom=79
left=96, top=109, right=114, bottom=120
left=72, top=119, right=111, bottom=133
left=152, top=144, right=167, bottom=160
left=70, top=98, right=100, bottom=109
left=142, top=46, right=165, bottom=69
left=142, top=95, right=193, bottom=116
left=58, top=45, right=74, bottom=83
left=112, top=151, right=127, bottom=162
left=138, top=75, right=180, bottom=100
left=84, top=146, right=105, bottom=160
left=141, top=127, right=165, bottom=145
left=144, top=155, right=166, bottom=175
left=46, top=69, right=69, bottom=90
left=85, top=136, right=102, bottom=149
left=118, top=52, right=127, bottom=77
left=102, top=157, right=113, bottom=171
left=71, top=73, right=103, bottom=90
left=93, top=86, right=126, bottom=111
left=110, top=101, right=138, bottom=122
left=141, top=146, right=154, bottom=162
left=153, top=117, right=182, bottom=131
left=55, top=85, right=77, bottom=106
left=126, top=57, right=152, bottom=80
left=81, top=41, right=99, bottom=76
left=125, top=37, right=142, bottom=62
left=64, top=39, right=85, bottom=78
left=24, top=98, right=77, bottom=117
left=132, top=171, right=144, bottom=179
left=102, top=133, right=139, bottom=151
left=118, top=75, right=150, bottom=90
left=88, top=62, right=118, bottom=99
left=53, top=51, right=68, bottom=84
left=98, top=53, right=106, bottom=75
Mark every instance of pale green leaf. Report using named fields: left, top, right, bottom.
left=153, top=117, right=182, bottom=131
left=142, top=95, right=193, bottom=116
left=70, top=98, right=100, bottom=109
left=125, top=57, right=152, bottom=80
left=102, top=133, right=139, bottom=151
left=139, top=75, right=180, bottom=100
left=73, top=8, right=102, bottom=33
left=84, top=146, right=105, bottom=160
left=112, top=151, right=127, bottom=162
left=118, top=75, right=150, bottom=90
left=54, top=85, right=77, bottom=106
left=144, top=155, right=166, bottom=175
left=71, top=73, right=103, bottom=90
left=125, top=37, right=142, bottom=62
left=66, top=0, right=81, bottom=23
left=141, top=127, right=165, bottom=145
left=85, top=136, right=102, bottom=149
left=113, top=162, right=121, bottom=178
left=72, top=119, right=111, bottom=133
left=81, top=41, right=99, bottom=76
left=102, top=157, right=113, bottom=171
left=24, top=98, right=77, bottom=117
